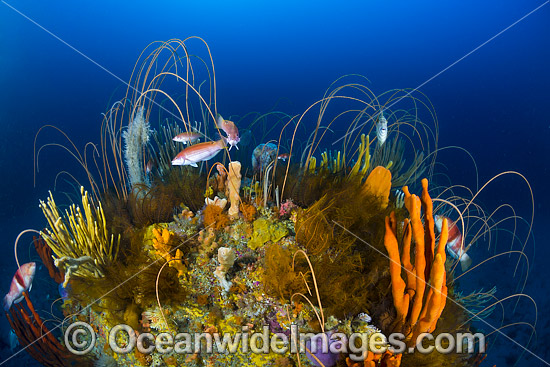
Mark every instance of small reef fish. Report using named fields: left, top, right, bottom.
left=376, top=110, right=388, bottom=146
left=173, top=132, right=201, bottom=144
left=435, top=215, right=472, bottom=272
left=171, top=139, right=226, bottom=167
left=277, top=153, right=290, bottom=161
left=216, top=114, right=240, bottom=150
left=145, top=159, right=154, bottom=175
left=3, top=262, right=36, bottom=311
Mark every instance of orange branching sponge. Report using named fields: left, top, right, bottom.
left=362, top=166, right=392, bottom=209
left=152, top=227, right=172, bottom=261
left=152, top=228, right=187, bottom=278
left=384, top=178, right=448, bottom=348
left=240, top=202, right=257, bottom=222
left=203, top=204, right=230, bottom=230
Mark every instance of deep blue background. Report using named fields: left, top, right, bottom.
left=0, top=1, right=549, bottom=366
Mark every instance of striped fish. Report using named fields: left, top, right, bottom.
left=3, top=262, right=36, bottom=311
left=376, top=110, right=388, bottom=146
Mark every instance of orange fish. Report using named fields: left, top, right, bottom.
left=216, top=114, right=240, bottom=150
left=171, top=139, right=226, bottom=167
left=3, top=262, right=36, bottom=311
left=435, top=215, right=472, bottom=271
left=173, top=132, right=201, bottom=144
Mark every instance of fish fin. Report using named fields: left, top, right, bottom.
left=190, top=162, right=198, bottom=168
left=12, top=294, right=24, bottom=305
left=216, top=114, right=224, bottom=127
left=235, top=144, right=239, bottom=150
left=29, top=283, right=32, bottom=293
left=460, top=253, right=472, bottom=272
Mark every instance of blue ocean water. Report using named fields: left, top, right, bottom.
left=0, top=1, right=548, bottom=366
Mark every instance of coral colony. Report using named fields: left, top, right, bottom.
left=4, top=38, right=533, bottom=367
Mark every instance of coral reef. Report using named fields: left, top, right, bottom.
left=15, top=38, right=508, bottom=367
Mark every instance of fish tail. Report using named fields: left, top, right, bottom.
left=460, top=253, right=472, bottom=272
left=3, top=295, right=12, bottom=312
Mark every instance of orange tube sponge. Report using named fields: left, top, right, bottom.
left=383, top=213, right=408, bottom=323
left=421, top=178, right=436, bottom=280
left=383, top=179, right=449, bottom=349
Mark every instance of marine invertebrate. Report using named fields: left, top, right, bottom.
left=370, top=136, right=426, bottom=188
left=383, top=178, right=448, bottom=346
left=203, top=204, right=230, bottom=230
left=348, top=134, right=371, bottom=180
left=39, top=187, right=120, bottom=286
left=123, top=105, right=153, bottom=188
left=240, top=201, right=257, bottom=222
left=33, top=235, right=64, bottom=284
left=215, top=163, right=227, bottom=193
left=362, top=166, right=392, bottom=209
left=248, top=217, right=288, bottom=250
left=252, top=143, right=278, bottom=174
left=152, top=227, right=187, bottom=278
left=6, top=291, right=89, bottom=366
left=279, top=199, right=297, bottom=218
left=227, top=161, right=242, bottom=219
left=214, top=247, right=236, bottom=291
left=197, top=227, right=218, bottom=255
left=205, top=195, right=228, bottom=209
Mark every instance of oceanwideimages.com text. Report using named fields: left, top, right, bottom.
left=65, top=322, right=485, bottom=361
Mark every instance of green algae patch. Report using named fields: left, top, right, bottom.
left=247, top=217, right=288, bottom=250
